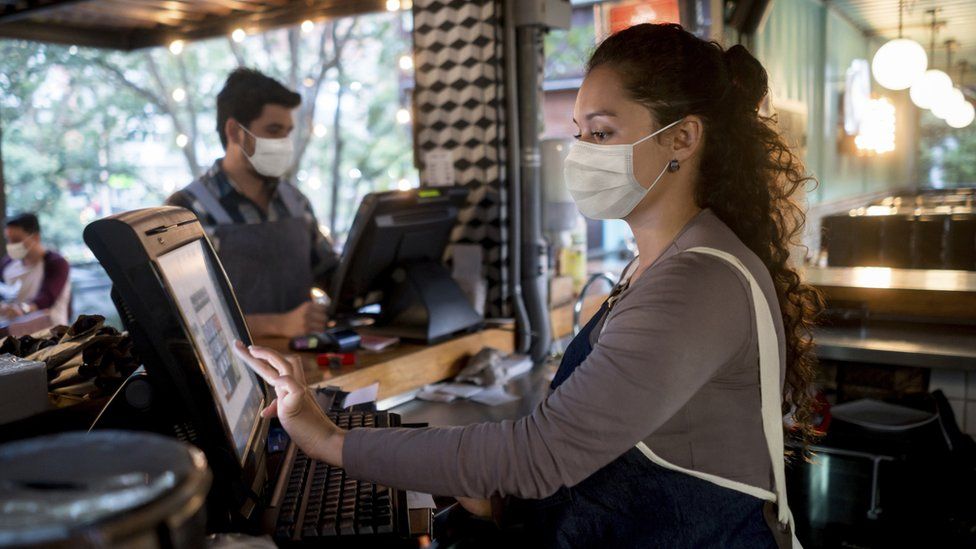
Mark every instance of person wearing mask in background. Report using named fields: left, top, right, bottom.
left=0, top=213, right=72, bottom=327
left=234, top=24, right=824, bottom=548
left=167, top=68, right=338, bottom=338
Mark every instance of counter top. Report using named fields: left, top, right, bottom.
left=254, top=294, right=607, bottom=400
left=803, top=266, right=976, bottom=292
left=255, top=328, right=515, bottom=400
left=815, top=321, right=976, bottom=370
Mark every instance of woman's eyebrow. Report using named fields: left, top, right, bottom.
left=585, top=110, right=618, bottom=120
left=572, top=110, right=618, bottom=125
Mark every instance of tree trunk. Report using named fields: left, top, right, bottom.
left=289, top=21, right=347, bottom=177
left=329, top=71, right=345, bottom=233
left=144, top=51, right=201, bottom=179
left=176, top=53, right=200, bottom=173
left=228, top=38, right=245, bottom=67
left=287, top=29, right=300, bottom=92
left=0, top=114, right=7, bottom=246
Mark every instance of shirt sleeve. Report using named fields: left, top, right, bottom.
left=166, top=190, right=220, bottom=248
left=165, top=190, right=192, bottom=210
left=341, top=253, right=752, bottom=499
left=33, top=254, right=70, bottom=310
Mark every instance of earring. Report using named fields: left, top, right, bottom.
left=668, top=159, right=680, bottom=172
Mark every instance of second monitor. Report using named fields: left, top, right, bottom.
left=328, top=186, right=483, bottom=343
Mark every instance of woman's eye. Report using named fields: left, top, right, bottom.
left=572, top=133, right=582, bottom=140
left=591, top=131, right=610, bottom=142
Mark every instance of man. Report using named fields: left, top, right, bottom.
left=167, top=68, right=338, bottom=338
left=0, top=213, right=71, bottom=326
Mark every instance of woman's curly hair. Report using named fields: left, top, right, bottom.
left=588, top=23, right=825, bottom=446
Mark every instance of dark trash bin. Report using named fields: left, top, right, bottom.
left=0, top=430, right=211, bottom=548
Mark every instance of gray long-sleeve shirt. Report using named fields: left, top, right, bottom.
left=343, top=209, right=787, bottom=499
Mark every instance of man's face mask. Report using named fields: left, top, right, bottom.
left=239, top=124, right=294, bottom=178
left=564, top=119, right=682, bottom=220
left=6, top=241, right=29, bottom=261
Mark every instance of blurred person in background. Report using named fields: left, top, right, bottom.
left=1, top=213, right=72, bottom=326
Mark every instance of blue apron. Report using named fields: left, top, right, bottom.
left=511, top=299, right=778, bottom=548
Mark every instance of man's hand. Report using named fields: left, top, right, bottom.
left=302, top=301, right=328, bottom=333
left=246, top=301, right=329, bottom=338
left=0, top=304, right=21, bottom=319
left=234, top=341, right=345, bottom=465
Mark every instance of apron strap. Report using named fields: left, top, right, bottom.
left=630, top=246, right=801, bottom=548
left=186, top=180, right=234, bottom=225
left=275, top=182, right=308, bottom=219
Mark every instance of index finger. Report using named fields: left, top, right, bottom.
left=233, top=340, right=280, bottom=384
left=249, top=345, right=301, bottom=378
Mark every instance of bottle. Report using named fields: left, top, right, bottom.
left=562, top=214, right=588, bottom=293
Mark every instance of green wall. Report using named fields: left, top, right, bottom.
left=732, top=0, right=916, bottom=206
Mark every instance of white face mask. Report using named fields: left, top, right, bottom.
left=6, top=241, right=29, bottom=261
left=239, top=124, right=294, bottom=178
left=564, top=119, right=682, bottom=220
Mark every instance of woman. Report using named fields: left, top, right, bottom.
left=235, top=23, right=821, bottom=548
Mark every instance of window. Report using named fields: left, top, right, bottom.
left=0, top=9, right=416, bottom=325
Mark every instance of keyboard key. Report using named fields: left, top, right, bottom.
left=276, top=411, right=399, bottom=541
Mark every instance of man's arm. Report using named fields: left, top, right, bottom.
left=32, top=254, right=70, bottom=310
left=246, top=301, right=327, bottom=338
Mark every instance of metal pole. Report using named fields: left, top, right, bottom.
left=516, top=24, right=551, bottom=363
left=503, top=0, right=531, bottom=355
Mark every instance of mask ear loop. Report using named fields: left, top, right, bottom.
left=237, top=122, right=258, bottom=160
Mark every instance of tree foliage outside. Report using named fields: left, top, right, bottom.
left=0, top=10, right=416, bottom=325
left=544, top=8, right=596, bottom=81
left=918, top=111, right=976, bottom=188
left=0, top=9, right=417, bottom=261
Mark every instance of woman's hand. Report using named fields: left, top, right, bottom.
left=233, top=341, right=345, bottom=466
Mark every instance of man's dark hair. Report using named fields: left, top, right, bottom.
left=6, top=213, right=40, bottom=235
left=216, top=68, right=301, bottom=150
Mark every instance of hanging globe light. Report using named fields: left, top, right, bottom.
left=946, top=100, right=975, bottom=129
left=932, top=87, right=965, bottom=120
left=872, top=38, right=928, bottom=90
left=910, top=69, right=953, bottom=109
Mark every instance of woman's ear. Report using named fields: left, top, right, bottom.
left=669, top=115, right=703, bottom=163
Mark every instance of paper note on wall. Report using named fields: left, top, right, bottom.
left=424, top=149, right=455, bottom=187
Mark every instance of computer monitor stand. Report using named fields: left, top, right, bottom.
left=378, top=260, right=482, bottom=343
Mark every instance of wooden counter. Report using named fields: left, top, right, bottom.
left=254, top=296, right=608, bottom=400
left=256, top=328, right=515, bottom=400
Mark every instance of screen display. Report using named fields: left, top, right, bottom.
left=156, top=240, right=263, bottom=462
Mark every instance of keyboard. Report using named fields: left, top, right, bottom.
left=274, top=411, right=404, bottom=542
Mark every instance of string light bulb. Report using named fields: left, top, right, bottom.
left=871, top=1, right=927, bottom=90
left=946, top=100, right=975, bottom=129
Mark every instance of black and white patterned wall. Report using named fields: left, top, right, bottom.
left=412, top=0, right=509, bottom=318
